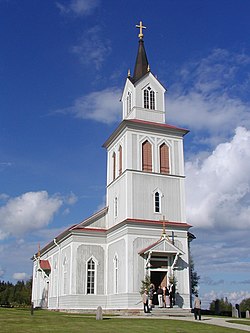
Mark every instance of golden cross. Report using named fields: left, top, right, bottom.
left=136, top=21, right=146, bottom=39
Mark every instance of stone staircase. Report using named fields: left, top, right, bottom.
left=144, top=306, right=193, bottom=317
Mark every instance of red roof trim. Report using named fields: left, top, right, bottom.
left=125, top=218, right=192, bottom=228
left=127, top=119, right=189, bottom=133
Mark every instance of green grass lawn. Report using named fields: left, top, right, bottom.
left=0, top=308, right=247, bottom=333
left=227, top=319, right=250, bottom=326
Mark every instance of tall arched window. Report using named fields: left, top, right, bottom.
left=142, top=140, right=152, bottom=172
left=127, top=91, right=132, bottom=115
left=63, top=256, right=67, bottom=295
left=150, top=90, right=155, bottom=109
left=86, top=258, right=96, bottom=294
left=118, top=145, right=122, bottom=176
left=114, top=197, right=118, bottom=218
left=154, top=192, right=161, bottom=213
left=113, top=255, right=118, bottom=294
left=144, top=89, right=149, bottom=109
left=160, top=143, right=170, bottom=174
left=112, top=152, right=116, bottom=180
left=144, top=87, right=155, bottom=109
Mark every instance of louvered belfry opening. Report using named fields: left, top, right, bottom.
left=142, top=140, right=152, bottom=172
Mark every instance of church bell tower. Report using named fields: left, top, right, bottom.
left=104, top=21, right=189, bottom=229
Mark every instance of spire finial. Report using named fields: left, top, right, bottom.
left=136, top=21, right=146, bottom=40
left=38, top=243, right=41, bottom=257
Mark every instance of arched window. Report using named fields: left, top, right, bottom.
left=113, top=255, right=118, bottom=294
left=154, top=192, right=161, bottom=213
left=118, top=145, right=122, bottom=176
left=112, top=152, right=116, bottom=180
left=114, top=197, right=118, bottom=218
left=86, top=258, right=96, bottom=294
left=150, top=90, right=155, bottom=109
left=127, top=91, right=132, bottom=115
left=142, top=140, right=152, bottom=172
left=144, top=89, right=149, bottom=109
left=63, top=256, right=67, bottom=295
left=144, top=87, right=155, bottom=109
left=160, top=143, right=170, bottom=174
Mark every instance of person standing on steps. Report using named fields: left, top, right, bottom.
left=142, top=289, right=150, bottom=313
left=157, top=285, right=164, bottom=308
left=193, top=294, right=201, bottom=320
left=149, top=283, right=154, bottom=311
left=169, top=283, right=176, bottom=307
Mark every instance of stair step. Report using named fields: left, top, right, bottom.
left=147, top=307, right=193, bottom=317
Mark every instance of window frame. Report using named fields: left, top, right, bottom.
left=113, top=255, right=118, bottom=294
left=86, top=257, right=97, bottom=295
left=143, top=86, right=155, bottom=110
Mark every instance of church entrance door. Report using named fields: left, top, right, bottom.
left=150, top=271, right=167, bottom=288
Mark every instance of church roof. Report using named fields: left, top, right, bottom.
left=130, top=39, right=149, bottom=83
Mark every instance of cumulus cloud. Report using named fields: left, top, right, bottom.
left=56, top=0, right=100, bottom=16
left=167, top=49, right=250, bottom=146
left=56, top=87, right=121, bottom=124
left=71, top=26, right=111, bottom=70
left=12, top=272, right=30, bottom=281
left=0, top=193, right=9, bottom=201
left=186, top=126, right=250, bottom=229
left=0, top=191, right=63, bottom=239
left=64, top=192, right=78, bottom=205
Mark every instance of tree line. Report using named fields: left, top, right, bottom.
left=0, top=279, right=32, bottom=307
left=209, top=297, right=250, bottom=313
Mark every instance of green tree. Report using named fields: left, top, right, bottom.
left=190, top=256, right=200, bottom=295
left=140, top=274, right=151, bottom=295
left=0, top=279, right=32, bottom=306
left=240, top=297, right=250, bottom=311
left=209, top=298, right=232, bottom=312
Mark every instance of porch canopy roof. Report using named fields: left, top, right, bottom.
left=138, top=236, right=184, bottom=257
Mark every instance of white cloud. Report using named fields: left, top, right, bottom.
left=202, top=290, right=250, bottom=309
left=186, top=126, right=250, bottom=229
left=71, top=26, right=111, bottom=69
left=56, top=87, right=121, bottom=124
left=56, top=0, right=100, bottom=16
left=65, top=192, right=78, bottom=205
left=12, top=272, right=30, bottom=281
left=167, top=49, right=250, bottom=146
left=0, top=162, right=12, bottom=171
left=0, top=191, right=63, bottom=239
left=0, top=193, right=9, bottom=201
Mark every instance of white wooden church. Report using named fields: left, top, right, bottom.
left=32, top=22, right=193, bottom=312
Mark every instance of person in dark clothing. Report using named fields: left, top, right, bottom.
left=169, top=283, right=176, bottom=307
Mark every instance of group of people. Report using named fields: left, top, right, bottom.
left=142, top=283, right=202, bottom=320
left=142, top=283, right=176, bottom=313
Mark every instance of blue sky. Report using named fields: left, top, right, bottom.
left=1, top=0, right=250, bottom=308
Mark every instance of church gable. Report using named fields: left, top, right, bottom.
left=139, top=236, right=184, bottom=255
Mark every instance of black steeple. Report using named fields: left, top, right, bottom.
left=130, top=21, right=149, bottom=83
